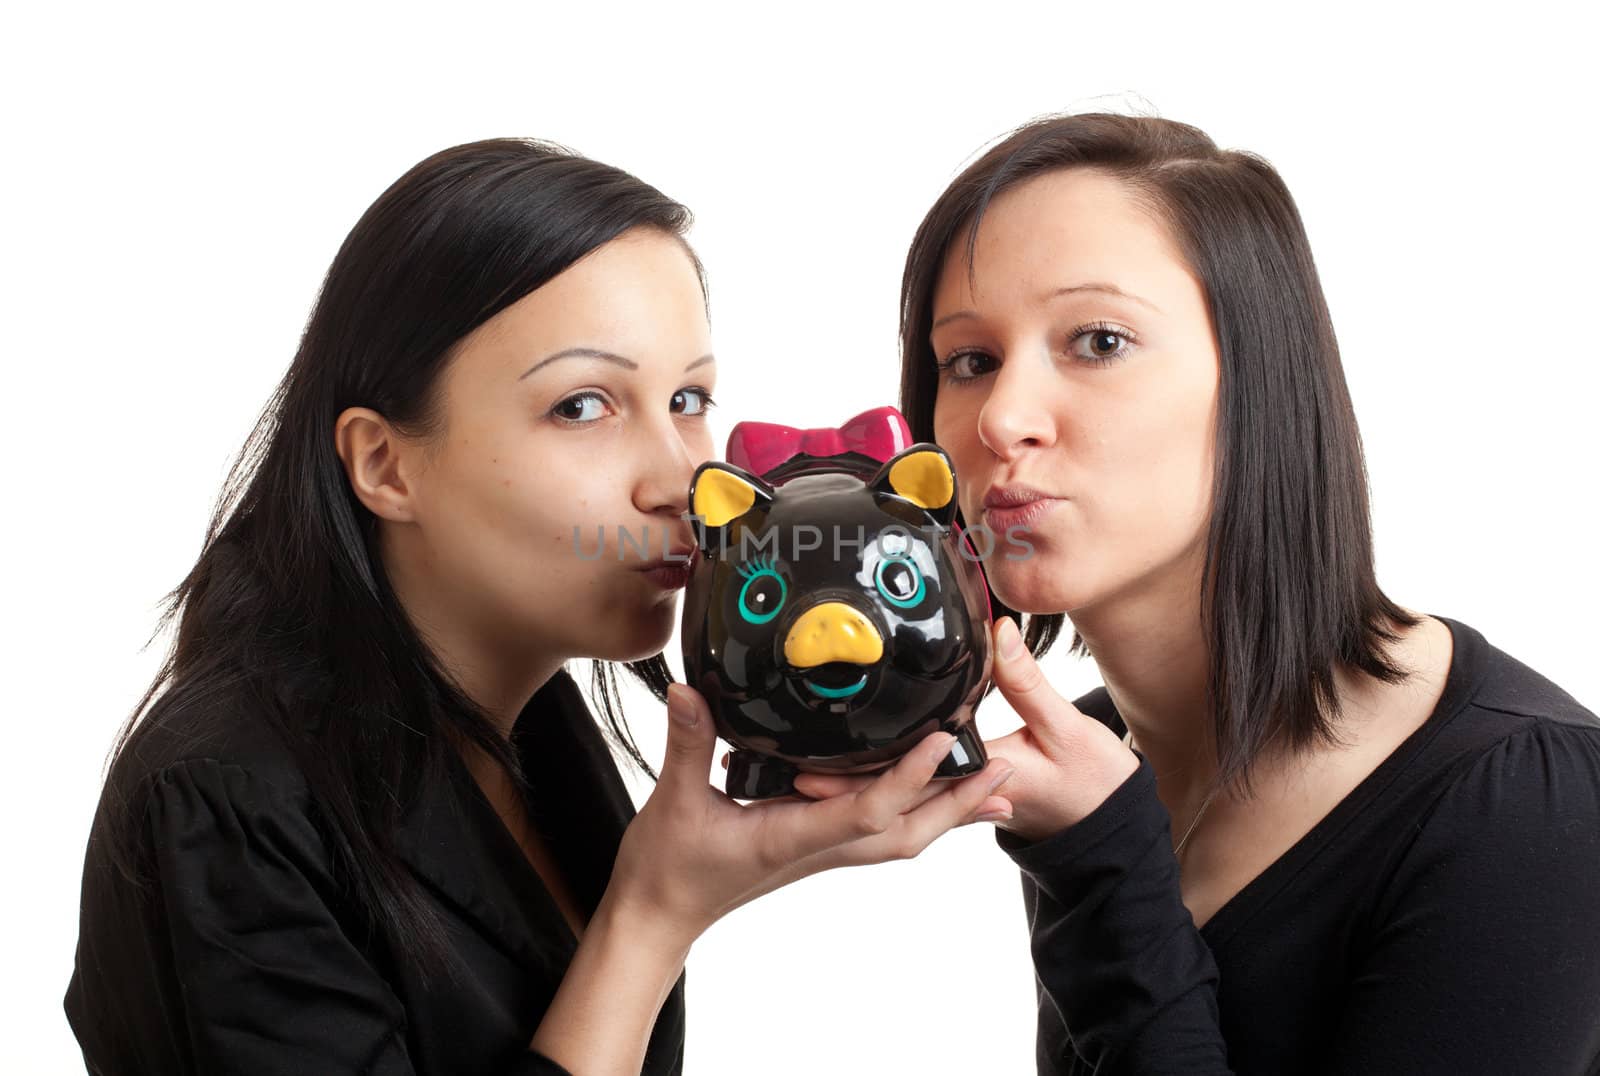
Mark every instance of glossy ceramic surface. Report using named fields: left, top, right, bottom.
left=681, top=407, right=995, bottom=799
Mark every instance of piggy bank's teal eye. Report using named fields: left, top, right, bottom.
left=738, top=569, right=787, bottom=624
left=874, top=556, right=924, bottom=608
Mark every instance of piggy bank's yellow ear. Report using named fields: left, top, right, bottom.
left=871, top=445, right=957, bottom=525
left=688, top=462, right=775, bottom=555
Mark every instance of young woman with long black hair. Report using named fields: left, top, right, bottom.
left=63, top=138, right=1015, bottom=1076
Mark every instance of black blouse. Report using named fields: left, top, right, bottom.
left=996, top=616, right=1600, bottom=1074
left=63, top=667, right=685, bottom=1075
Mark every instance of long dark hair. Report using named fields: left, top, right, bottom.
left=900, top=112, right=1419, bottom=794
left=101, top=137, right=697, bottom=989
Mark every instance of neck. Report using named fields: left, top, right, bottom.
left=1068, top=542, right=1220, bottom=817
left=1075, top=597, right=1217, bottom=803
left=379, top=525, right=565, bottom=739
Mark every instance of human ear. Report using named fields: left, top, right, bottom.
left=333, top=406, right=419, bottom=523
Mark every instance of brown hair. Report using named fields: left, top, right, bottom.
left=899, top=112, right=1418, bottom=793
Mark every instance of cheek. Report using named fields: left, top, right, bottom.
left=509, top=475, right=626, bottom=583
left=682, top=423, right=715, bottom=468
left=1159, top=366, right=1218, bottom=533
left=1094, top=377, right=1216, bottom=553
left=424, top=443, right=607, bottom=586
left=933, top=393, right=985, bottom=511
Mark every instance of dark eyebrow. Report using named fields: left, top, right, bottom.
left=519, top=348, right=715, bottom=380
left=931, top=282, right=1162, bottom=332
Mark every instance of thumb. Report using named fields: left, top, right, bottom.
left=660, top=683, right=717, bottom=790
left=991, top=617, right=1071, bottom=754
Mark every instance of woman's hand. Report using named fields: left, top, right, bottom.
left=605, top=681, right=1018, bottom=951
left=790, top=617, right=1139, bottom=844
left=531, top=682, right=1014, bottom=1074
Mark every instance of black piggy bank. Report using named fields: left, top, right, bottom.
left=680, top=406, right=994, bottom=800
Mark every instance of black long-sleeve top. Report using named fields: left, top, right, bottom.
left=63, top=666, right=684, bottom=1075
left=996, top=616, right=1600, bottom=1074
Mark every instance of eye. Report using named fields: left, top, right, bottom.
left=551, top=391, right=611, bottom=424
left=874, top=556, right=925, bottom=608
left=737, top=568, right=787, bottom=624
left=934, top=350, right=997, bottom=385
left=672, top=387, right=717, bottom=416
left=1067, top=322, right=1136, bottom=365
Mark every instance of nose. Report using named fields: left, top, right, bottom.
left=634, top=415, right=706, bottom=531
left=784, top=601, right=885, bottom=668
left=976, top=357, right=1057, bottom=460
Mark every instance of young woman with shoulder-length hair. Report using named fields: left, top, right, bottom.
left=63, top=137, right=1013, bottom=1076
left=800, top=112, right=1600, bottom=1074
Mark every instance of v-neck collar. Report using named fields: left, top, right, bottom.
left=1090, top=616, right=1490, bottom=950
left=389, top=666, right=638, bottom=969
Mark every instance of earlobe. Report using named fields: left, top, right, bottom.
left=334, top=407, right=415, bottom=522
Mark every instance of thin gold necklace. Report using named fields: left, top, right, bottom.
left=1123, top=728, right=1221, bottom=864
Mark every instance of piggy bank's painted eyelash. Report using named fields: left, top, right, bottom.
left=735, top=552, right=780, bottom=580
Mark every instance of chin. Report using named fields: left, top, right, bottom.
left=594, top=606, right=678, bottom=663
left=986, top=553, right=1093, bottom=616
left=590, top=638, right=671, bottom=665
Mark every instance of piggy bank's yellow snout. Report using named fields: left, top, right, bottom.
left=783, top=602, right=884, bottom=668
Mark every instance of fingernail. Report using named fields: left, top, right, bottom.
left=987, top=766, right=1016, bottom=794
left=666, top=685, right=698, bottom=728
left=999, top=618, right=1023, bottom=659
left=927, top=732, right=955, bottom=764
left=976, top=809, right=1012, bottom=824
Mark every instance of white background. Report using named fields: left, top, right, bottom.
left=8, top=2, right=1597, bottom=1073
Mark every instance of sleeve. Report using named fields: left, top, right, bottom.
left=1317, top=723, right=1600, bottom=1075
left=995, top=755, right=1232, bottom=1075
left=139, top=758, right=576, bottom=1076
left=996, top=726, right=1600, bottom=1076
